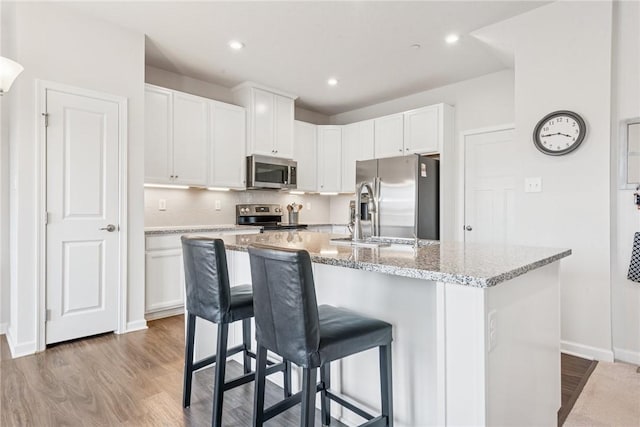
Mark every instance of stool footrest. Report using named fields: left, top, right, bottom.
left=262, top=382, right=324, bottom=422
left=325, top=389, right=375, bottom=421
left=192, top=343, right=245, bottom=371
left=359, top=416, right=388, bottom=427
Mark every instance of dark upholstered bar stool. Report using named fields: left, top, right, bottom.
left=181, top=237, right=292, bottom=427
left=248, top=244, right=394, bottom=427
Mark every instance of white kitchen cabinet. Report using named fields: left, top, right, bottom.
left=374, top=113, right=404, bottom=158
left=172, top=92, right=209, bottom=186
left=233, top=84, right=297, bottom=159
left=145, top=229, right=261, bottom=319
left=293, top=120, right=318, bottom=192
left=209, top=101, right=246, bottom=189
left=145, top=85, right=208, bottom=187
left=341, top=120, right=374, bottom=192
left=404, top=105, right=440, bottom=155
left=317, top=126, right=342, bottom=193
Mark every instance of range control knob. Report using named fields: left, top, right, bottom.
left=275, top=207, right=281, bottom=213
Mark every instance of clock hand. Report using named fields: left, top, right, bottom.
left=541, top=132, right=573, bottom=138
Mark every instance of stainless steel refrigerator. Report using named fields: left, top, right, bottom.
left=356, top=155, right=439, bottom=240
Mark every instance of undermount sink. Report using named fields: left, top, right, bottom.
left=329, top=237, right=391, bottom=248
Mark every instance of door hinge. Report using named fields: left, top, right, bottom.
left=42, top=112, right=49, bottom=127
left=45, top=211, right=50, bottom=225
left=46, top=309, right=52, bottom=322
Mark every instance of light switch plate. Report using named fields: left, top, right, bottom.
left=215, top=200, right=221, bottom=211
left=525, top=177, right=542, bottom=193
left=158, top=199, right=167, bottom=211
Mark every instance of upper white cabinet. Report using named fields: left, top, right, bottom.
left=209, top=101, right=246, bottom=189
left=144, top=84, right=247, bottom=189
left=317, top=126, right=342, bottom=193
left=233, top=83, right=297, bottom=159
left=294, top=120, right=318, bottom=192
left=374, top=104, right=452, bottom=159
left=341, top=120, right=374, bottom=192
left=374, top=113, right=404, bottom=158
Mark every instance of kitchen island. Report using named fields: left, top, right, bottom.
left=190, top=231, right=570, bottom=427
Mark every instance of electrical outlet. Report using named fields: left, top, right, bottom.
left=488, top=310, right=497, bottom=352
left=215, top=200, right=221, bottom=211
left=307, top=202, right=312, bottom=210
left=525, top=177, right=542, bottom=193
left=158, top=199, right=166, bottom=211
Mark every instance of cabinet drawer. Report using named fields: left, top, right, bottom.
left=146, top=234, right=182, bottom=251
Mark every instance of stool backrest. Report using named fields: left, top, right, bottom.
left=181, top=236, right=232, bottom=323
left=248, top=244, right=320, bottom=368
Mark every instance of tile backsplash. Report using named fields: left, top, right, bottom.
left=144, top=188, right=352, bottom=227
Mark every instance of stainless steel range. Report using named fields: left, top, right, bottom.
left=236, top=204, right=308, bottom=231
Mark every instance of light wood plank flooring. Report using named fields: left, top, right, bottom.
left=1, top=316, right=346, bottom=426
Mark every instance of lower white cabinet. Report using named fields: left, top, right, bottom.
left=144, top=229, right=260, bottom=319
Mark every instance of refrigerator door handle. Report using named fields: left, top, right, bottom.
left=374, top=176, right=381, bottom=237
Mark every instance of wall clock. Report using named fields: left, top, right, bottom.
left=533, top=110, right=586, bottom=156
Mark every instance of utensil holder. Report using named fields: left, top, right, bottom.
left=288, top=212, right=299, bottom=224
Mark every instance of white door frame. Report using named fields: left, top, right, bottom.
left=458, top=124, right=515, bottom=242
left=35, top=80, right=128, bottom=352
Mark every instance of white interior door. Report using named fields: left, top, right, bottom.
left=46, top=89, right=120, bottom=344
left=464, top=128, right=516, bottom=244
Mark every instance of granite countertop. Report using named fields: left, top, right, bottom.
left=214, top=231, right=571, bottom=288
left=145, top=224, right=260, bottom=235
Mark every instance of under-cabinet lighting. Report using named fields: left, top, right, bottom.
left=289, top=191, right=305, bottom=195
left=207, top=187, right=230, bottom=192
left=144, top=183, right=189, bottom=190
left=319, top=192, right=339, bottom=196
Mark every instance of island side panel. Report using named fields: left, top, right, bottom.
left=485, top=262, right=561, bottom=426
left=313, top=263, right=441, bottom=427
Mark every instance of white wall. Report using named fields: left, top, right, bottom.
left=476, top=1, right=614, bottom=360
left=611, top=0, right=640, bottom=364
left=328, top=69, right=516, bottom=230
left=144, top=188, right=334, bottom=227
left=145, top=65, right=330, bottom=125
left=5, top=2, right=146, bottom=356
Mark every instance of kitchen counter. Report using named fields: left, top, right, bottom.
left=214, top=230, right=571, bottom=288
left=144, top=224, right=259, bottom=235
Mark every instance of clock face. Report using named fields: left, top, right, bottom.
left=533, top=111, right=586, bottom=156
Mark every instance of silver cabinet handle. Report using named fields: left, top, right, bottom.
left=398, top=148, right=403, bottom=152
left=100, top=224, right=117, bottom=232
left=465, top=225, right=473, bottom=231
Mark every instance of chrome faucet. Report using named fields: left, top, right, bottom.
left=354, top=181, right=376, bottom=241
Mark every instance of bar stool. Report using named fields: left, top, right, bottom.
left=247, top=244, right=394, bottom=427
left=181, top=236, right=292, bottom=427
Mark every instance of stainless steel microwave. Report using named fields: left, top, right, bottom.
left=246, top=155, right=297, bottom=190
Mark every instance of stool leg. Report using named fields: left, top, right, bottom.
left=283, top=360, right=292, bottom=398
left=252, top=344, right=268, bottom=427
left=242, top=318, right=252, bottom=374
left=300, top=367, right=317, bottom=427
left=380, top=344, right=394, bottom=427
left=182, top=313, right=196, bottom=408
left=320, top=363, right=331, bottom=426
left=212, top=323, right=229, bottom=427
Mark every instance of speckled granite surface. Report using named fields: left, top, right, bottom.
left=145, top=225, right=259, bottom=235
left=205, top=231, right=571, bottom=288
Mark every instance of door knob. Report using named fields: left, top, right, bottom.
left=100, top=224, right=117, bottom=232
left=465, top=225, right=473, bottom=231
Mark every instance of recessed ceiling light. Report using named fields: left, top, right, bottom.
left=410, top=43, right=422, bottom=49
left=229, top=40, right=245, bottom=50
left=327, top=78, right=338, bottom=86
left=445, top=34, right=460, bottom=44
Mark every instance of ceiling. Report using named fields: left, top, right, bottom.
left=66, top=1, right=547, bottom=116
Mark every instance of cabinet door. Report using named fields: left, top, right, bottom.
left=294, top=120, right=317, bottom=192
left=341, top=120, right=375, bottom=192
left=404, top=105, right=440, bottom=155
left=251, top=88, right=275, bottom=156
left=210, top=102, right=246, bottom=189
left=374, top=113, right=404, bottom=158
left=145, top=249, right=184, bottom=313
left=144, top=86, right=173, bottom=184
left=274, top=95, right=294, bottom=158
left=173, top=93, right=209, bottom=186
left=317, top=126, right=342, bottom=192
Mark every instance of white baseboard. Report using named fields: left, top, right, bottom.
left=614, top=347, right=640, bottom=365
left=5, top=326, right=37, bottom=359
left=561, top=340, right=614, bottom=362
left=0, top=322, right=7, bottom=335
left=145, top=306, right=184, bottom=321
left=122, top=319, right=148, bottom=333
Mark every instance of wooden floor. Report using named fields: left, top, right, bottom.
left=1, top=316, right=345, bottom=427
left=1, top=315, right=596, bottom=426
left=558, top=353, right=598, bottom=426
